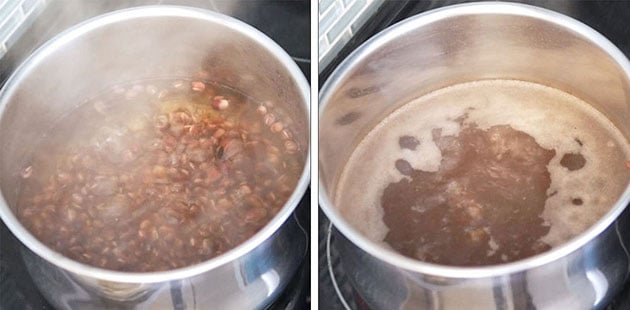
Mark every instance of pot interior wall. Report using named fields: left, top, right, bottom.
left=0, top=11, right=308, bottom=211
left=320, top=13, right=630, bottom=195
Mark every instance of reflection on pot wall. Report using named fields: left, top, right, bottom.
left=320, top=13, right=629, bottom=193
left=21, top=212, right=307, bottom=309
left=336, top=207, right=630, bottom=309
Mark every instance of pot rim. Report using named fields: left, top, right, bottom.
left=0, top=5, right=310, bottom=283
left=319, top=1, right=630, bottom=279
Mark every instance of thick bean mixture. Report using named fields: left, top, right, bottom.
left=17, top=79, right=303, bottom=272
left=382, top=124, right=556, bottom=266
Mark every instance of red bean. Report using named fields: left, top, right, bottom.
left=16, top=79, right=302, bottom=272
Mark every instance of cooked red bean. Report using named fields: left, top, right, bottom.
left=17, top=79, right=303, bottom=272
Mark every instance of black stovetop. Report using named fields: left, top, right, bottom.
left=0, top=1, right=310, bottom=309
left=318, top=1, right=630, bottom=309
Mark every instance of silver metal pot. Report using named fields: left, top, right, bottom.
left=0, top=6, right=309, bottom=310
left=319, top=2, right=630, bottom=309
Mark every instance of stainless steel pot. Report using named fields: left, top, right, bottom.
left=319, top=2, right=630, bottom=309
left=0, top=6, right=309, bottom=310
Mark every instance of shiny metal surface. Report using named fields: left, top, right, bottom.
left=0, top=6, right=309, bottom=310
left=319, top=2, right=630, bottom=309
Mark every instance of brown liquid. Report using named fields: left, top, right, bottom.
left=17, top=79, right=303, bottom=272
left=335, top=80, right=630, bottom=266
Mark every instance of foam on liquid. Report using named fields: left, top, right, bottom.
left=335, top=79, right=630, bottom=252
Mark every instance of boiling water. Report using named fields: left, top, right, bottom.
left=17, top=79, right=303, bottom=272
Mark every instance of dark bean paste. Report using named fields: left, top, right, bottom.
left=560, top=153, right=586, bottom=171
left=381, top=124, right=556, bottom=266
